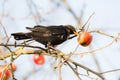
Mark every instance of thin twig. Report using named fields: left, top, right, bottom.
left=0, top=22, right=9, bottom=39
left=0, top=43, right=47, bottom=51
left=90, top=30, right=115, bottom=38
left=82, top=13, right=95, bottom=30
left=89, top=46, right=102, bottom=72
left=10, top=63, right=16, bottom=80
left=100, top=69, right=120, bottom=74
left=65, top=61, right=81, bottom=80
left=58, top=57, right=62, bottom=80
left=62, top=0, right=78, bottom=20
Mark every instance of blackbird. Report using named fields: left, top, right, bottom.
left=11, top=25, right=77, bottom=47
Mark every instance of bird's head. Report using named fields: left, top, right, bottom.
left=65, top=25, right=76, bottom=34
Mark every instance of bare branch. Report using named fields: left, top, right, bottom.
left=67, top=58, right=105, bottom=80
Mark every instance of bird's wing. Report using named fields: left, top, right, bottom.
left=46, top=26, right=67, bottom=35
left=26, top=25, right=47, bottom=32
left=26, top=25, right=67, bottom=37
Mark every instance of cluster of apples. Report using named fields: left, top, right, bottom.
left=0, top=64, right=16, bottom=80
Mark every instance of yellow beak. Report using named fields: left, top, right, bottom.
left=74, top=32, right=80, bottom=36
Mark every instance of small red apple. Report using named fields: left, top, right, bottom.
left=0, top=66, right=11, bottom=80
left=77, top=31, right=92, bottom=46
left=33, top=54, right=45, bottom=65
left=0, top=71, right=2, bottom=78
left=5, top=70, right=11, bottom=78
left=0, top=64, right=17, bottom=79
left=9, top=64, right=17, bottom=72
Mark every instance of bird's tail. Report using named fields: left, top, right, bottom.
left=11, top=32, right=32, bottom=40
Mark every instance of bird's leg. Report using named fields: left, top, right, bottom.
left=46, top=42, right=51, bottom=54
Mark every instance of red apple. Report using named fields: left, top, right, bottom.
left=5, top=70, right=11, bottom=78
left=33, top=54, right=45, bottom=65
left=9, top=64, right=17, bottom=72
left=77, top=32, right=92, bottom=46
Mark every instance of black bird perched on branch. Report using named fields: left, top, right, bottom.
left=11, top=25, right=77, bottom=47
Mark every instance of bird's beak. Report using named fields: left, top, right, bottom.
left=74, top=32, right=79, bottom=36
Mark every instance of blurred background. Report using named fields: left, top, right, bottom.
left=0, top=0, right=120, bottom=80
